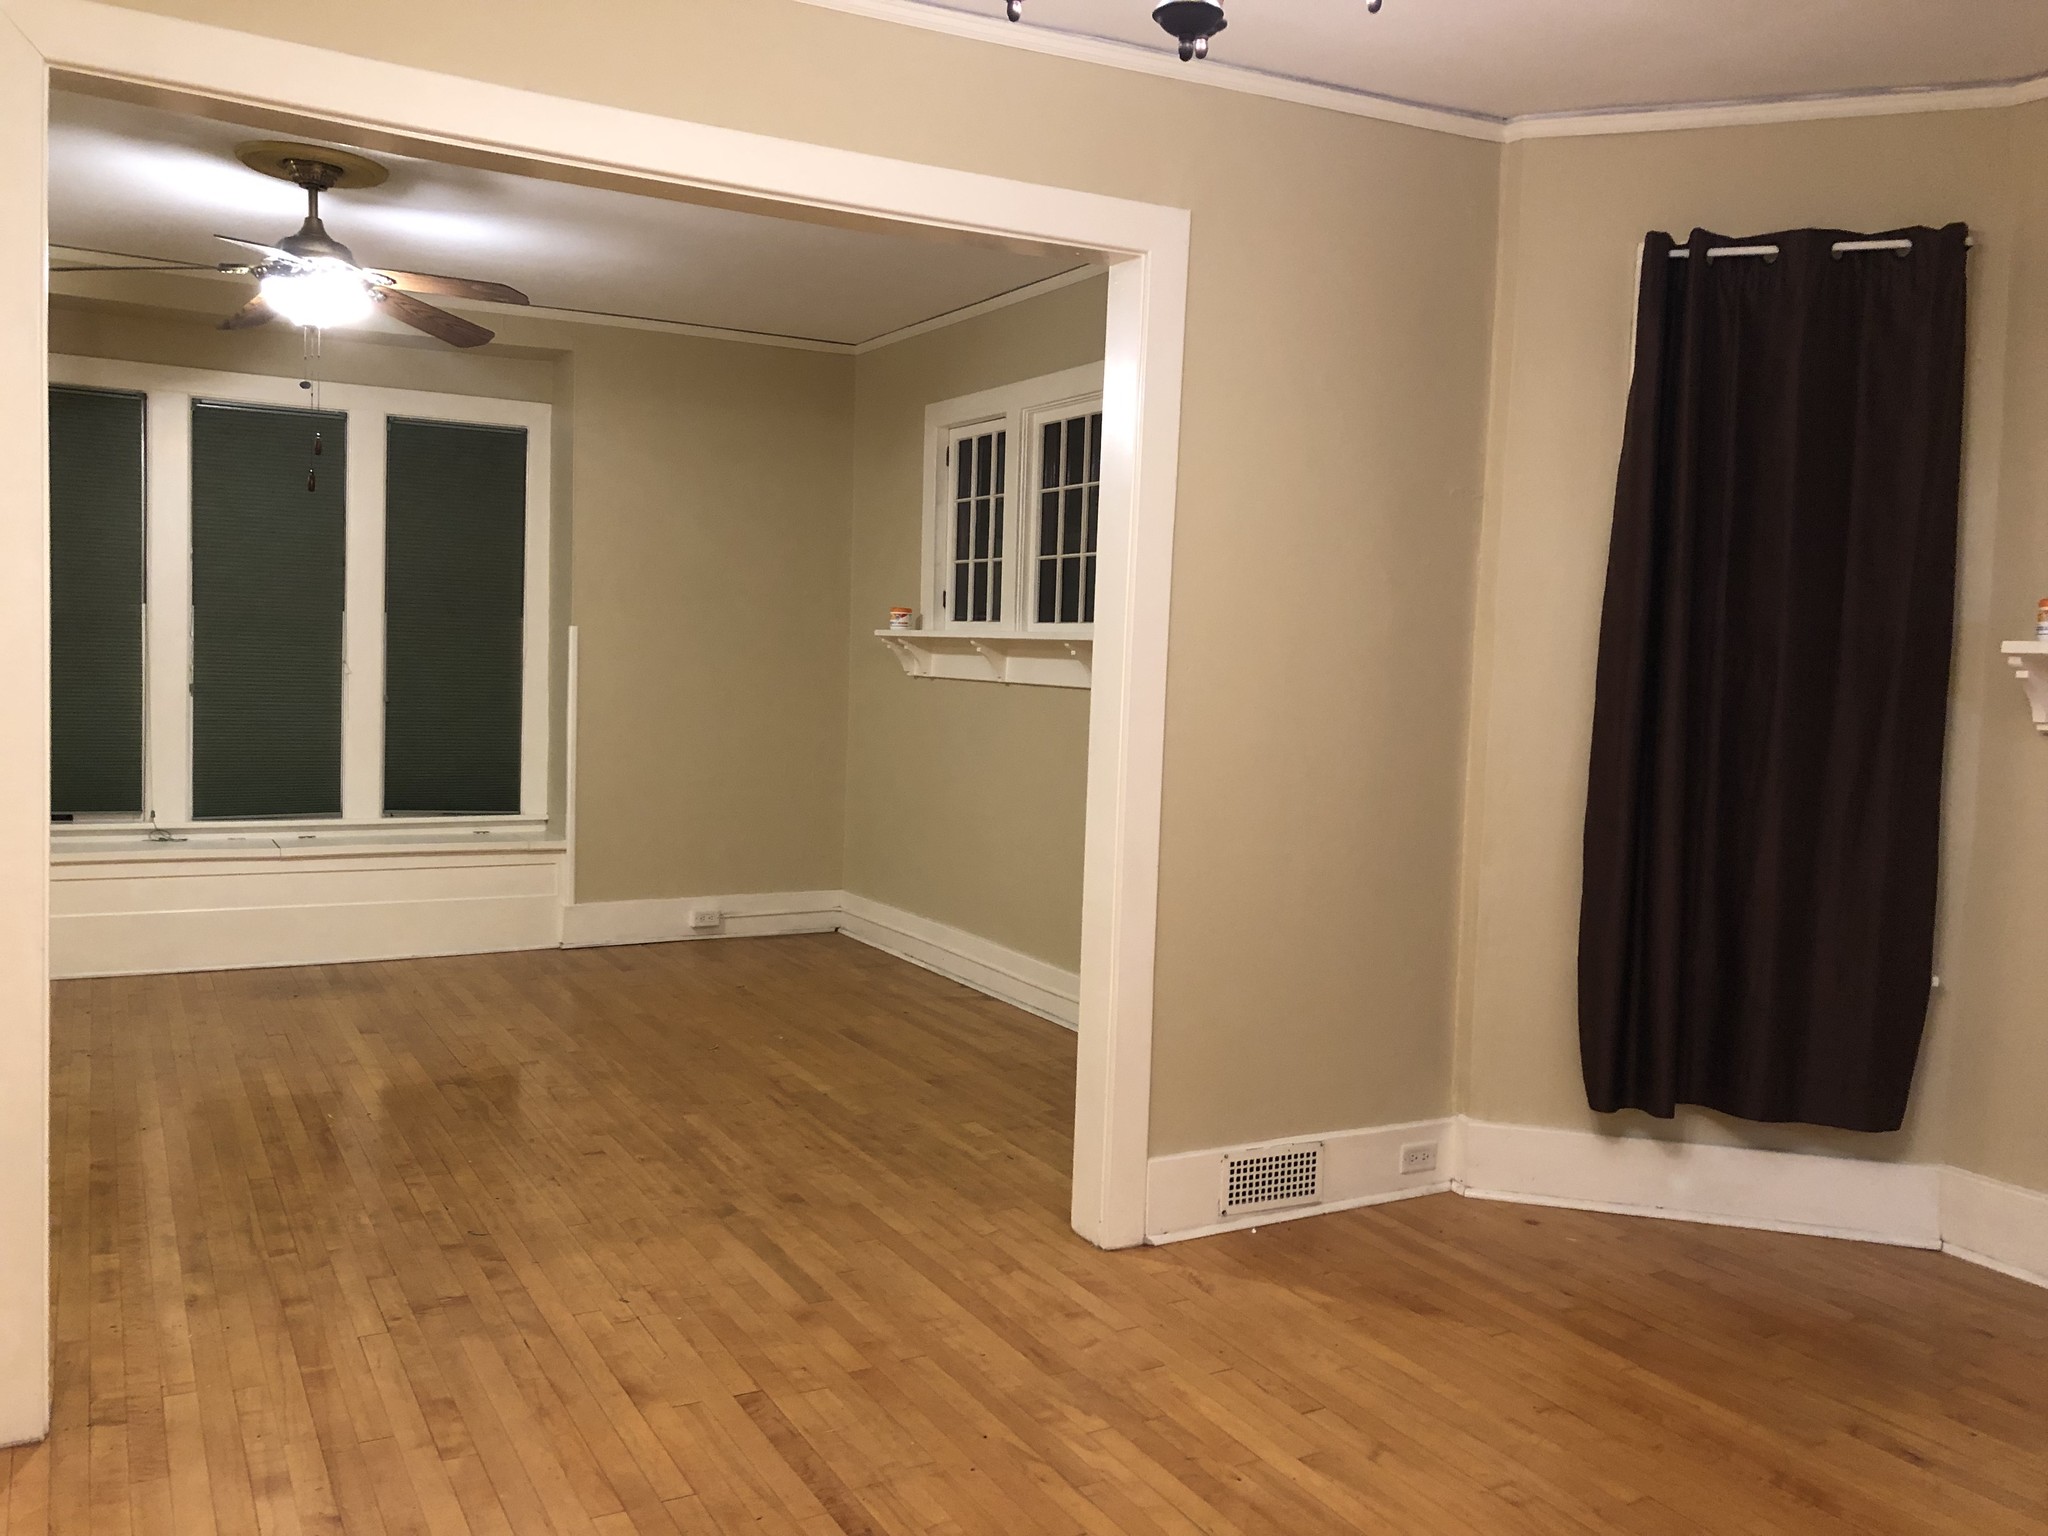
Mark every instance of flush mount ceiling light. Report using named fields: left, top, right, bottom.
left=1003, top=0, right=1384, bottom=63
left=54, top=140, right=532, bottom=347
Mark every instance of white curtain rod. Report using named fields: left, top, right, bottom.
left=1670, top=236, right=1974, bottom=261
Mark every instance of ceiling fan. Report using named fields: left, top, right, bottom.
left=54, top=141, right=530, bottom=348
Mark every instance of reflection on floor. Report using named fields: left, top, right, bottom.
left=7, top=934, right=2046, bottom=1534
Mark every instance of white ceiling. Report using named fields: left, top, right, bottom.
left=905, top=0, right=2048, bottom=122
left=48, top=92, right=1088, bottom=347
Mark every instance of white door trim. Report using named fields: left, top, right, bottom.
left=1, top=0, right=1188, bottom=1441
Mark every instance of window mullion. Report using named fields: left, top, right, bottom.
left=143, top=389, right=192, bottom=827
left=340, top=413, right=387, bottom=823
left=1003, top=408, right=1026, bottom=633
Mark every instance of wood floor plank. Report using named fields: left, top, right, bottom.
left=19, top=934, right=2048, bottom=1535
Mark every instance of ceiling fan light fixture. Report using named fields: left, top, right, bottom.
left=1151, top=1, right=1227, bottom=62
left=259, top=259, right=373, bottom=329
left=1001, top=0, right=1382, bottom=59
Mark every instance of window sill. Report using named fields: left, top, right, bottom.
left=51, top=827, right=564, bottom=873
left=875, top=629, right=1092, bottom=689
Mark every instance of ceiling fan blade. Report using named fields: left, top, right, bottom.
left=373, top=287, right=495, bottom=348
left=215, top=235, right=294, bottom=262
left=219, top=295, right=280, bottom=331
left=372, top=269, right=530, bottom=306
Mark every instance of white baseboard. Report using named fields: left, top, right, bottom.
left=559, top=888, right=1079, bottom=1029
left=1456, top=1117, right=1943, bottom=1248
left=1146, top=1119, right=1456, bottom=1243
left=51, top=844, right=566, bottom=979
left=836, top=893, right=1079, bottom=1029
left=1940, top=1166, right=2048, bottom=1288
left=1149, top=1117, right=2048, bottom=1291
left=560, top=890, right=842, bottom=948
left=0, top=1405, right=48, bottom=1453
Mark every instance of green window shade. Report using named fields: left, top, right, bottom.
left=190, top=401, right=347, bottom=819
left=383, top=418, right=527, bottom=815
left=49, top=386, right=146, bottom=816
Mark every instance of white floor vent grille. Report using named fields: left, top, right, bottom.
left=1219, top=1142, right=1322, bottom=1218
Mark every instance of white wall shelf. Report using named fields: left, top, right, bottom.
left=874, top=629, right=1092, bottom=689
left=2002, top=641, right=2048, bottom=732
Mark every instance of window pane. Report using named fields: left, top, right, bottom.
left=1031, top=408, right=1102, bottom=627
left=49, top=386, right=146, bottom=816
left=1084, top=485, right=1101, bottom=624
left=190, top=401, right=346, bottom=820
left=950, top=429, right=1005, bottom=623
left=384, top=418, right=527, bottom=816
left=1062, top=486, right=1086, bottom=553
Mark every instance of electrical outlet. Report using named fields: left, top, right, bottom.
left=1399, top=1141, right=1439, bottom=1176
left=689, top=908, right=723, bottom=931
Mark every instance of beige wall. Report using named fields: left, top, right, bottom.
left=87, top=0, right=1503, bottom=1157
left=564, top=324, right=853, bottom=901
left=48, top=2, right=2048, bottom=1190
left=842, top=277, right=1106, bottom=970
left=49, top=285, right=857, bottom=907
left=1935, top=100, right=2048, bottom=1193
left=21, top=0, right=2048, bottom=1239
left=1459, top=112, right=2027, bottom=1172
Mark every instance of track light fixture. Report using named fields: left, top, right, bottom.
left=1002, top=0, right=1384, bottom=63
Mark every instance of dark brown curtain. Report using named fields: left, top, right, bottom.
left=1579, top=224, right=1969, bottom=1133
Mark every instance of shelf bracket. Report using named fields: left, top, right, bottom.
left=2005, top=649, right=2048, bottom=734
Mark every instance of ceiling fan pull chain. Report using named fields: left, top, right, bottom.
left=301, top=325, right=325, bottom=492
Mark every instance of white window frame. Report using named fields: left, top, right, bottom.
left=48, top=354, right=553, bottom=842
left=920, top=363, right=1104, bottom=638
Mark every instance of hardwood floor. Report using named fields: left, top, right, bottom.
left=7, top=934, right=2047, bottom=1534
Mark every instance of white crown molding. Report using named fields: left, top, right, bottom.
left=1503, top=71, right=2048, bottom=142
left=852, top=263, right=1101, bottom=353
left=797, top=0, right=2048, bottom=145
left=790, top=0, right=1504, bottom=142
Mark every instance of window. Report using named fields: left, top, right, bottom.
left=189, top=401, right=348, bottom=820
left=1032, top=405, right=1102, bottom=627
left=383, top=418, right=528, bottom=816
left=47, top=358, right=552, bottom=839
left=48, top=386, right=146, bottom=818
left=948, top=425, right=1007, bottom=624
left=922, top=364, right=1104, bottom=636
